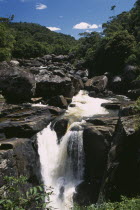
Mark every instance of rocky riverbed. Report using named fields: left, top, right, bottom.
left=0, top=55, right=140, bottom=205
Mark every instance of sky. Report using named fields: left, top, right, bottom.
left=0, top=0, right=137, bottom=39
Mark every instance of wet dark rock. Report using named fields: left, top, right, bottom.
left=119, top=102, right=135, bottom=116
left=76, top=69, right=88, bottom=78
left=82, top=77, right=88, bottom=83
left=0, top=62, right=35, bottom=103
left=53, top=118, right=69, bottom=140
left=88, top=91, right=96, bottom=97
left=47, top=106, right=65, bottom=115
left=35, top=74, right=74, bottom=99
left=85, top=117, right=119, bottom=126
left=0, top=138, right=41, bottom=188
left=69, top=104, right=76, bottom=107
left=101, top=102, right=121, bottom=110
left=127, top=89, right=140, bottom=100
left=77, top=121, right=116, bottom=204
left=0, top=106, right=52, bottom=139
left=47, top=95, right=68, bottom=109
left=100, top=115, right=140, bottom=201
left=85, top=76, right=108, bottom=93
left=110, top=76, right=123, bottom=94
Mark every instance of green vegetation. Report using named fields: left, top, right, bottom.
left=0, top=19, right=76, bottom=60
left=73, top=196, right=140, bottom=210
left=0, top=17, right=15, bottom=61
left=0, top=176, right=52, bottom=210
left=10, top=22, right=76, bottom=58
left=71, top=0, right=140, bottom=76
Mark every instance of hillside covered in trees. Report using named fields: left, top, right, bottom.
left=0, top=0, right=140, bottom=77
left=73, top=0, right=140, bottom=76
left=0, top=19, right=76, bottom=60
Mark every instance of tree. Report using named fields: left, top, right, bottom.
left=0, top=22, right=15, bottom=61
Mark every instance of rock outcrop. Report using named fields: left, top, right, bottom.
left=0, top=62, right=35, bottom=103
left=99, top=105, right=140, bottom=202
left=0, top=138, right=41, bottom=188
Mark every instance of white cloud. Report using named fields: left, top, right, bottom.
left=47, top=27, right=61, bottom=31
left=36, top=3, right=47, bottom=10
left=73, top=22, right=102, bottom=30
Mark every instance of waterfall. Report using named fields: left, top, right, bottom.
left=37, top=90, right=111, bottom=209
left=37, top=122, right=84, bottom=209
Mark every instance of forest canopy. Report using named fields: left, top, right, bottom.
left=0, top=0, right=140, bottom=76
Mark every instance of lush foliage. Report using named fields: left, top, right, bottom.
left=0, top=18, right=15, bottom=61
left=74, top=196, right=140, bottom=210
left=10, top=22, right=76, bottom=58
left=1, top=0, right=140, bottom=77
left=72, top=0, right=140, bottom=76
left=0, top=19, right=76, bottom=60
left=0, top=176, right=52, bottom=210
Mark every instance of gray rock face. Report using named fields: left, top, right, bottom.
left=100, top=114, right=140, bottom=202
left=0, top=62, right=35, bottom=104
left=35, top=74, right=74, bottom=98
left=74, top=117, right=118, bottom=205
left=0, top=105, right=53, bottom=139
left=53, top=118, right=69, bottom=141
left=85, top=75, right=108, bottom=93
left=0, top=138, right=41, bottom=188
left=101, top=102, right=121, bottom=110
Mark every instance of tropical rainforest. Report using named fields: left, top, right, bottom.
left=0, top=0, right=140, bottom=76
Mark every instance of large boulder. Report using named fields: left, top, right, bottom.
left=0, top=138, right=41, bottom=188
left=0, top=62, right=35, bottom=103
left=0, top=105, right=52, bottom=139
left=109, top=76, right=124, bottom=94
left=100, top=114, right=140, bottom=202
left=35, top=74, right=74, bottom=98
left=35, top=73, right=84, bottom=99
left=85, top=75, right=108, bottom=93
left=53, top=118, right=69, bottom=141
left=74, top=118, right=117, bottom=205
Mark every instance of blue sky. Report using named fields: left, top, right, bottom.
left=0, top=0, right=137, bottom=39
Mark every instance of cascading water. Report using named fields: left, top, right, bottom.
left=37, top=90, right=111, bottom=209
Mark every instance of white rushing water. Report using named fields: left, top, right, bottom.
left=37, top=90, right=111, bottom=210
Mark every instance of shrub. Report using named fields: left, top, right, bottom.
left=0, top=176, right=52, bottom=210
left=73, top=196, right=140, bottom=210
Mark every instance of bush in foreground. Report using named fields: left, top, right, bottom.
left=0, top=176, right=52, bottom=210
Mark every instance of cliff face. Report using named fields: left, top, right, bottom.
left=0, top=138, right=41, bottom=187
left=99, top=110, right=140, bottom=201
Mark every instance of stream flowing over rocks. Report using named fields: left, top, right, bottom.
left=0, top=55, right=140, bottom=208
